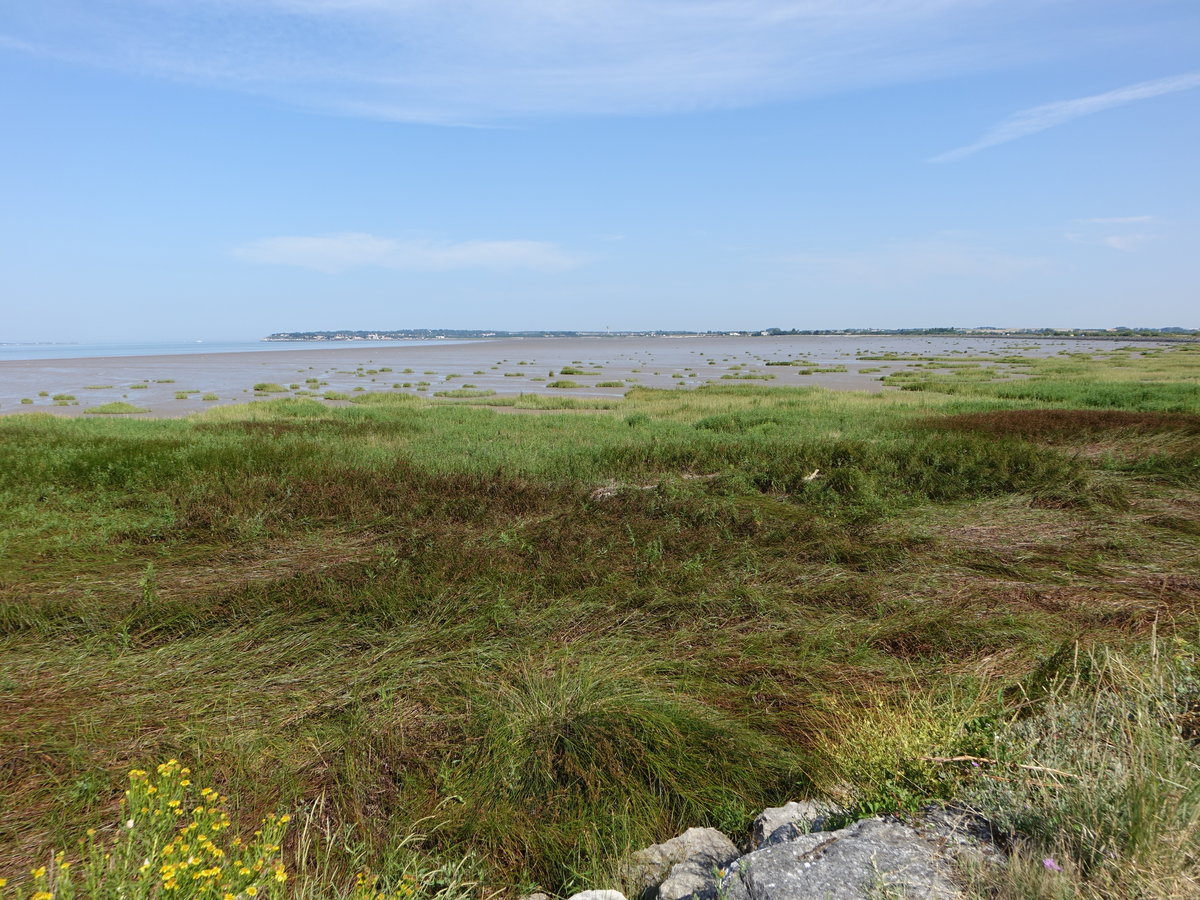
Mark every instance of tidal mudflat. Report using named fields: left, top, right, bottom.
left=0, top=334, right=1150, bottom=416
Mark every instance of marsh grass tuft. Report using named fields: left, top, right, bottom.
left=83, top=402, right=149, bottom=415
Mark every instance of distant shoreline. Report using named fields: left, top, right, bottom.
left=264, top=327, right=1200, bottom=343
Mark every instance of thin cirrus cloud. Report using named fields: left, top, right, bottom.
left=1065, top=216, right=1159, bottom=252
left=0, top=1, right=1141, bottom=123
left=234, top=233, right=584, bottom=273
left=786, top=237, right=1046, bottom=287
left=931, top=72, right=1200, bottom=162
left=1074, top=216, right=1156, bottom=225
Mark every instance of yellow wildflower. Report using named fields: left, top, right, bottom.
left=32, top=867, right=46, bottom=878
left=246, top=887, right=258, bottom=896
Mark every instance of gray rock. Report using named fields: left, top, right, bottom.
left=520, top=893, right=551, bottom=900
left=658, top=855, right=734, bottom=900
left=722, top=817, right=960, bottom=900
left=751, top=800, right=828, bottom=848
left=621, top=827, right=740, bottom=900
left=567, top=892, right=627, bottom=900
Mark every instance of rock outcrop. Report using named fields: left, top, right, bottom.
left=578, top=803, right=1000, bottom=900
left=750, top=800, right=828, bottom=849
left=620, top=827, right=741, bottom=900
left=719, top=816, right=960, bottom=900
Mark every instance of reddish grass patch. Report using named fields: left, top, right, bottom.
left=926, top=409, right=1200, bottom=439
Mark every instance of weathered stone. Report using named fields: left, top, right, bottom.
left=750, top=800, right=828, bottom=848
left=658, top=855, right=736, bottom=900
left=722, top=817, right=960, bottom=900
left=566, top=891, right=627, bottom=900
left=621, top=827, right=740, bottom=900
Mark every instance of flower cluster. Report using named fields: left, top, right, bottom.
left=350, top=872, right=417, bottom=900
left=4, top=761, right=291, bottom=900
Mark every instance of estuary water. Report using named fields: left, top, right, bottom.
left=0, top=339, right=463, bottom=362
left=0, top=334, right=1158, bottom=418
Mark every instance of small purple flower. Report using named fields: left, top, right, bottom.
left=1043, top=858, right=1063, bottom=872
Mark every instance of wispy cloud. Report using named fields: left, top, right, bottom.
left=932, top=73, right=1200, bottom=162
left=786, top=237, right=1046, bottom=287
left=1065, top=215, right=1160, bottom=252
left=1102, top=234, right=1154, bottom=252
left=1074, top=216, right=1157, bottom=225
left=0, top=1, right=1124, bottom=122
left=234, top=233, right=583, bottom=273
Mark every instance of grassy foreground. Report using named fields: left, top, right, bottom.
left=2, top=343, right=1199, bottom=898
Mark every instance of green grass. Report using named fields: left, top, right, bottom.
left=957, top=643, right=1200, bottom=899
left=253, top=383, right=289, bottom=393
left=83, top=401, right=149, bottom=415
left=1, top=344, right=1198, bottom=896
left=432, top=389, right=497, bottom=399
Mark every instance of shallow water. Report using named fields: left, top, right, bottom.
left=0, top=334, right=1148, bottom=417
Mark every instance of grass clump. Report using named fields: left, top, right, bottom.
left=252, top=383, right=288, bottom=393
left=84, top=402, right=148, bottom=415
left=959, top=643, right=1200, bottom=899
left=433, top=389, right=497, bottom=399
left=349, top=392, right=427, bottom=406
left=546, top=380, right=581, bottom=389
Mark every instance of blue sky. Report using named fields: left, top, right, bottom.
left=1, top=1, right=1198, bottom=342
